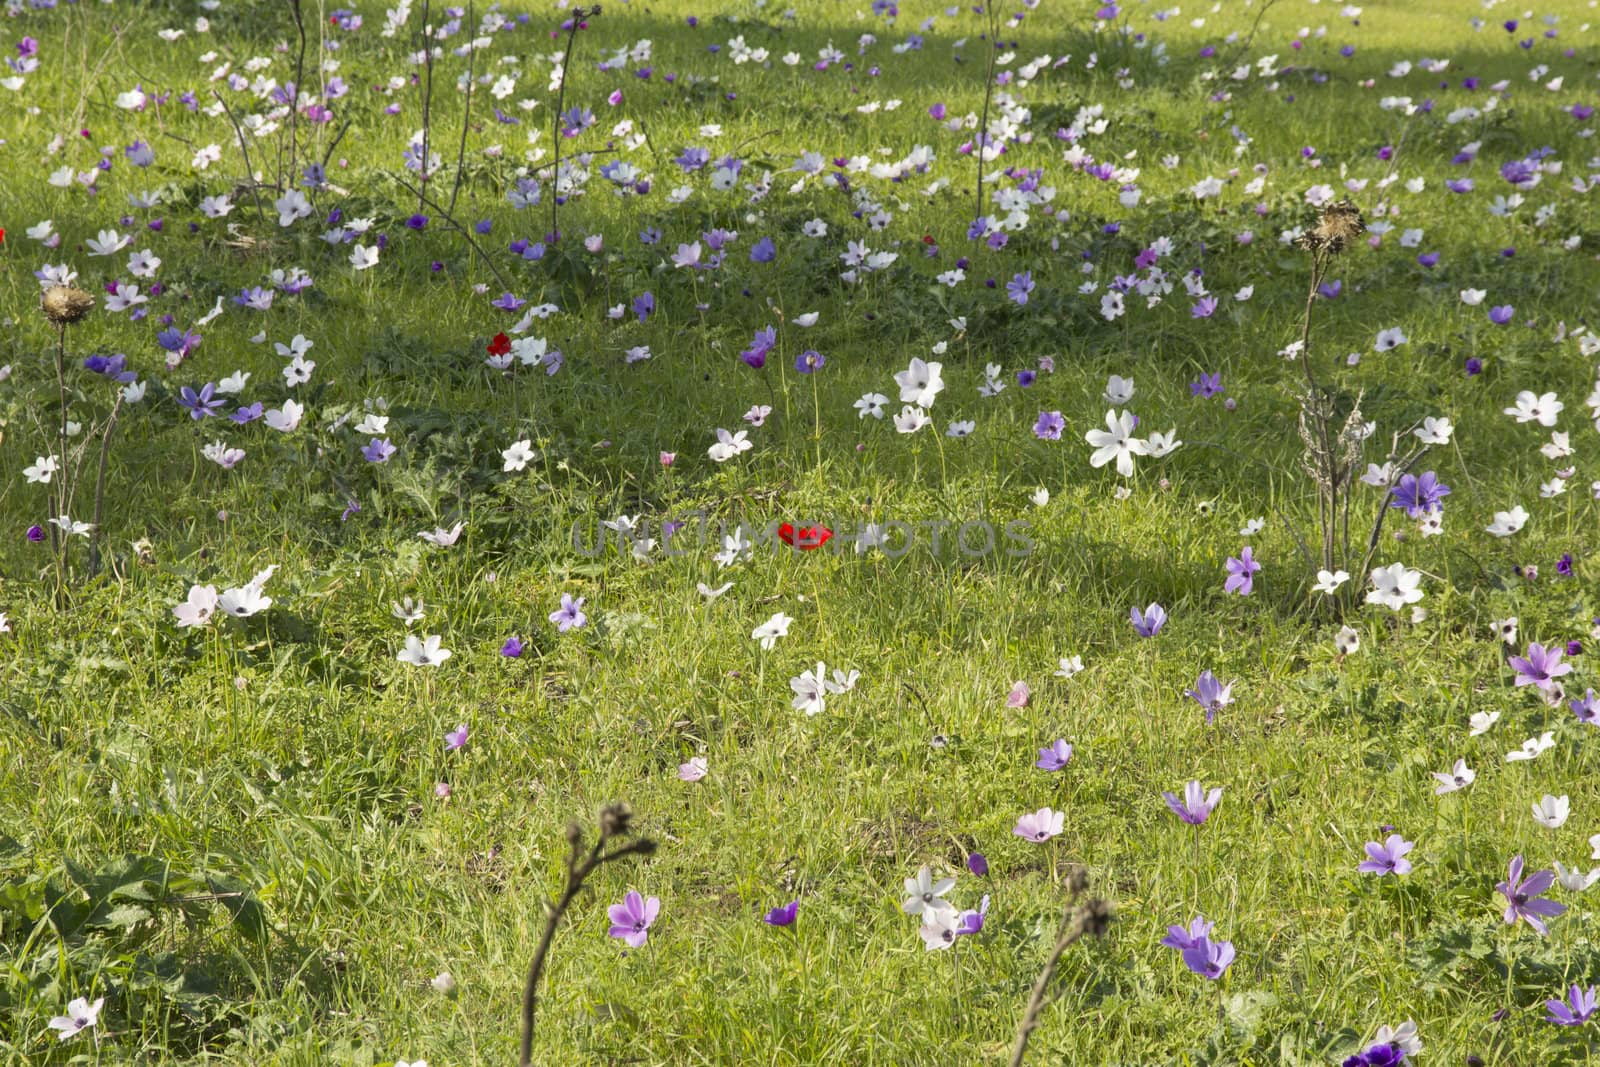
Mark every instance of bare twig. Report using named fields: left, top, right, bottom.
left=213, top=90, right=269, bottom=224
left=447, top=0, right=476, bottom=217
left=316, top=116, right=354, bottom=180
left=548, top=6, right=603, bottom=241
left=1215, top=0, right=1282, bottom=72
left=391, top=173, right=515, bottom=292
left=418, top=0, right=433, bottom=215
left=1354, top=444, right=1430, bottom=597
left=289, top=0, right=307, bottom=186
left=973, top=4, right=1002, bottom=226
left=519, top=804, right=655, bottom=1067
left=1008, top=870, right=1113, bottom=1067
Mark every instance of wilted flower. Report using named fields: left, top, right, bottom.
left=41, top=285, right=95, bottom=325
left=1296, top=199, right=1366, bottom=254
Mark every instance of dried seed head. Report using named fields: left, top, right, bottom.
left=1081, top=899, right=1115, bottom=938
left=598, top=803, right=632, bottom=838
left=1296, top=199, right=1366, bottom=254
left=42, top=285, right=95, bottom=325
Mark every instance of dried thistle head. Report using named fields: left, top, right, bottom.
left=1080, top=899, right=1115, bottom=938
left=42, top=285, right=95, bottom=325
left=1296, top=199, right=1366, bottom=254
left=598, top=803, right=633, bottom=839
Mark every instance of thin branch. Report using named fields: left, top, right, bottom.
left=548, top=7, right=603, bottom=241
left=519, top=805, right=654, bottom=1067
left=392, top=173, right=514, bottom=292
left=289, top=0, right=307, bottom=185
left=317, top=116, right=354, bottom=179
left=1009, top=873, right=1112, bottom=1067
left=418, top=0, right=434, bottom=215
left=1353, top=444, right=1430, bottom=596
left=1215, top=0, right=1282, bottom=72
left=212, top=90, right=269, bottom=225
left=447, top=0, right=476, bottom=217
left=973, top=4, right=1001, bottom=226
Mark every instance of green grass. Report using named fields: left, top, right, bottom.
left=2, top=0, right=1599, bottom=1063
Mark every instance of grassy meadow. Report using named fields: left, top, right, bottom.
left=2, top=0, right=1599, bottom=1063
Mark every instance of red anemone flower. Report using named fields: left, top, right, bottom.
left=487, top=332, right=511, bottom=356
left=778, top=523, right=833, bottom=550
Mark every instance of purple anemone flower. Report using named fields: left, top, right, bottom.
left=607, top=890, right=659, bottom=947
left=549, top=593, right=588, bottom=632
left=1161, top=916, right=1213, bottom=952
left=1496, top=855, right=1566, bottom=935
left=763, top=900, right=800, bottom=927
left=1358, top=834, right=1415, bottom=876
left=1163, top=780, right=1222, bottom=825
left=1131, top=602, right=1167, bottom=637
left=1181, top=936, right=1235, bottom=980
left=1224, top=546, right=1259, bottom=595
left=1035, top=739, right=1073, bottom=771
left=1343, top=1044, right=1407, bottom=1067
left=1508, top=642, right=1572, bottom=692
left=1546, top=984, right=1598, bottom=1026
left=1388, top=471, right=1451, bottom=517
left=1184, top=670, right=1235, bottom=725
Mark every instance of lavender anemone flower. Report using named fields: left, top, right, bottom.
left=549, top=593, right=588, bottom=632
left=607, top=890, right=659, bottom=947
left=1181, top=936, right=1235, bottom=980
left=956, top=894, right=989, bottom=936
left=1035, top=739, right=1073, bottom=771
left=1012, top=807, right=1064, bottom=842
left=1570, top=689, right=1598, bottom=725
left=1161, top=915, right=1213, bottom=951
left=177, top=382, right=223, bottom=419
left=1545, top=984, right=1598, bottom=1026
left=1508, top=642, right=1572, bottom=692
left=1163, top=780, right=1222, bottom=825
left=1388, top=471, right=1451, bottom=517
left=1496, top=855, right=1566, bottom=935
left=740, top=325, right=776, bottom=369
left=1358, top=834, right=1415, bottom=876
left=1184, top=670, right=1235, bottom=724
left=1224, top=546, right=1259, bottom=595
left=1130, top=602, right=1167, bottom=637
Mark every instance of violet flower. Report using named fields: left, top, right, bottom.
left=1161, top=915, right=1213, bottom=951
left=1545, top=984, right=1598, bottom=1026
left=1181, top=936, right=1235, bottom=980
left=1358, top=834, right=1414, bottom=876
left=1508, top=642, right=1572, bottom=692
left=1163, top=780, right=1222, bottom=825
left=1388, top=472, right=1451, bottom=517
left=763, top=900, right=799, bottom=927
left=1130, top=602, right=1167, bottom=637
left=1184, top=670, right=1234, bottom=724
left=1035, top=739, right=1073, bottom=771
left=607, top=890, right=659, bottom=947
left=1496, top=855, right=1566, bottom=935
left=1224, top=546, right=1259, bottom=595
